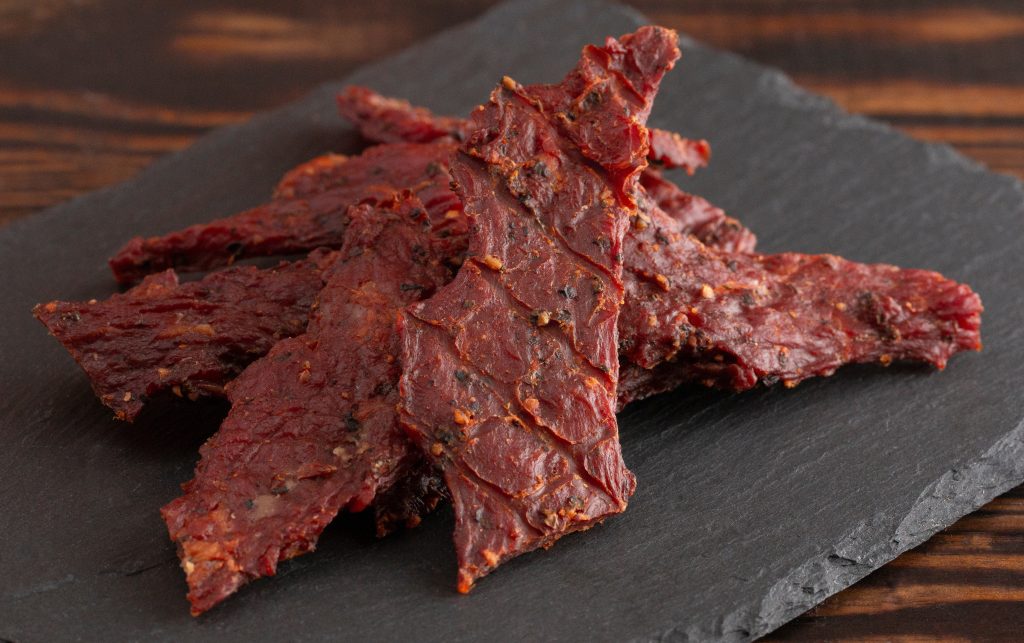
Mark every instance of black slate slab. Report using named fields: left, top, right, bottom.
left=1, top=0, right=1022, bottom=640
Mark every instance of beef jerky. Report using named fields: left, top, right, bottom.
left=639, top=167, right=756, bottom=254
left=647, top=127, right=710, bottom=174
left=336, top=85, right=469, bottom=144
left=615, top=191, right=983, bottom=405
left=110, top=105, right=745, bottom=286
left=337, top=84, right=709, bottom=173
left=109, top=142, right=460, bottom=285
left=33, top=254, right=332, bottom=421
left=399, top=26, right=679, bottom=592
left=162, top=195, right=451, bottom=615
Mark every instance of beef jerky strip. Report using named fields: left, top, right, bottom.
left=399, top=26, right=679, bottom=592
left=162, top=195, right=452, bottom=615
left=639, top=167, right=755, bottom=253
left=616, top=191, right=983, bottom=406
left=33, top=253, right=333, bottom=421
left=110, top=140, right=739, bottom=288
left=109, top=141, right=461, bottom=285
left=337, top=84, right=710, bottom=174
left=647, top=127, right=710, bottom=174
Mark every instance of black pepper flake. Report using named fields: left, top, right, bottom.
left=424, top=161, right=441, bottom=177
left=244, top=499, right=255, bottom=509
left=400, top=283, right=425, bottom=291
left=558, top=284, right=577, bottom=299
left=345, top=412, right=361, bottom=432
left=270, top=486, right=289, bottom=495
left=741, top=293, right=755, bottom=307
left=454, top=370, right=470, bottom=383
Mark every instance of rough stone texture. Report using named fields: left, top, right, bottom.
left=0, top=0, right=1021, bottom=640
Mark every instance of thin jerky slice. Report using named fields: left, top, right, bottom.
left=616, top=191, right=983, bottom=404
left=336, top=85, right=469, bottom=143
left=162, top=195, right=451, bottom=615
left=399, top=26, right=679, bottom=592
left=647, top=127, right=710, bottom=174
left=33, top=254, right=332, bottom=421
left=639, top=167, right=756, bottom=253
left=109, top=142, right=459, bottom=284
left=337, top=84, right=708, bottom=172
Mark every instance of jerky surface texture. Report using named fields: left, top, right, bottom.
left=399, top=26, right=679, bottom=592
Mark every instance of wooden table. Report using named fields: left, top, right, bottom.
left=3, top=1, right=1021, bottom=638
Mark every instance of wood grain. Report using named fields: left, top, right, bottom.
left=2, top=1, right=1022, bottom=638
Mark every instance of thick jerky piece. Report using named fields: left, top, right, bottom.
left=162, top=195, right=450, bottom=615
left=109, top=142, right=458, bottom=284
left=33, top=254, right=331, bottom=421
left=338, top=85, right=708, bottom=176
left=399, top=26, right=679, bottom=592
left=616, top=193, right=982, bottom=405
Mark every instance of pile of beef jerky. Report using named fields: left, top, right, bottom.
left=34, top=27, right=983, bottom=615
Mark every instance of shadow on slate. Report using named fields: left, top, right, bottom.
left=1, top=0, right=1022, bottom=640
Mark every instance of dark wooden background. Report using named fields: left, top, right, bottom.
left=2, top=0, right=1022, bottom=638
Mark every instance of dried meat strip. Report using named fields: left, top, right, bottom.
left=335, top=85, right=469, bottom=144
left=337, top=84, right=709, bottom=172
left=109, top=142, right=460, bottom=285
left=647, top=127, right=710, bottom=174
left=398, top=26, right=679, bottom=592
left=639, top=168, right=755, bottom=254
left=33, top=254, right=332, bottom=421
left=162, top=195, right=451, bottom=614
left=109, top=144, right=737, bottom=288
left=616, top=191, right=983, bottom=405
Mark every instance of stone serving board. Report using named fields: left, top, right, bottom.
left=1, top=0, right=1022, bottom=640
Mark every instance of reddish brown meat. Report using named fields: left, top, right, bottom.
left=616, top=191, right=983, bottom=405
left=161, top=195, right=451, bottom=615
left=338, top=85, right=749, bottom=250
left=639, top=168, right=756, bottom=253
left=398, top=26, right=679, bottom=592
left=33, top=255, right=331, bottom=421
left=647, top=127, right=710, bottom=174
left=109, top=142, right=461, bottom=285
left=336, top=85, right=469, bottom=144
left=337, top=84, right=709, bottom=173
